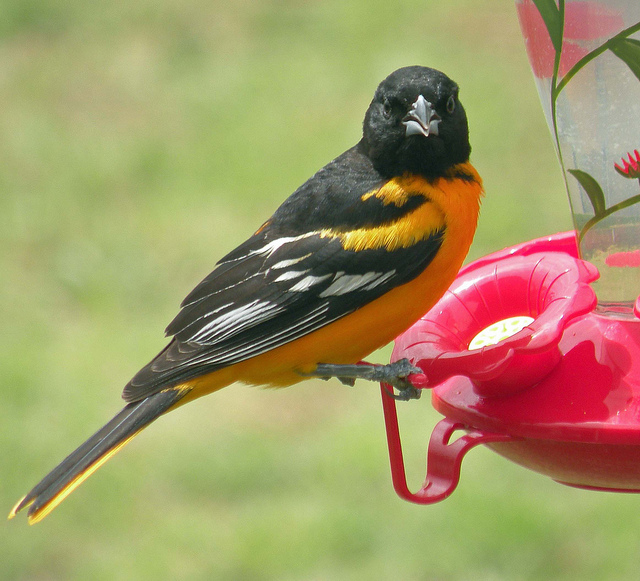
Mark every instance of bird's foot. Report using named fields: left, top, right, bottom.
left=304, top=359, right=422, bottom=401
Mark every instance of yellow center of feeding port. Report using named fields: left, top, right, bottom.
left=468, top=316, right=534, bottom=351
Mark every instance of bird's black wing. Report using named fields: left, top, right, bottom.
left=123, top=222, right=443, bottom=402
left=123, top=145, right=446, bottom=402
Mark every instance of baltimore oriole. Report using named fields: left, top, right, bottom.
left=10, top=65, right=483, bottom=523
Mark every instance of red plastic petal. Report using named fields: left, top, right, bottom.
left=393, top=233, right=597, bottom=397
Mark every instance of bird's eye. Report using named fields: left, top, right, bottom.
left=382, top=100, right=392, bottom=119
left=446, top=94, right=456, bottom=114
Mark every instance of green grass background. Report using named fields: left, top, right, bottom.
left=3, top=0, right=640, bottom=579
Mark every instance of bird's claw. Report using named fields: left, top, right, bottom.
left=337, top=376, right=356, bottom=387
left=374, top=359, right=423, bottom=401
left=382, top=382, right=422, bottom=401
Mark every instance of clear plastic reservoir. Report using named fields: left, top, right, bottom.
left=516, top=0, right=640, bottom=315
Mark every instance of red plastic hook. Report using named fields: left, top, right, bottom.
left=380, top=384, right=514, bottom=503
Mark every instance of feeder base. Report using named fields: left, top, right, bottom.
left=486, top=440, right=640, bottom=493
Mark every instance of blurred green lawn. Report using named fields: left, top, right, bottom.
left=3, top=0, right=640, bottom=579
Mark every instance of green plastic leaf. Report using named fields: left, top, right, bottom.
left=609, top=37, right=640, bottom=83
left=568, top=169, right=606, bottom=216
left=533, top=0, right=563, bottom=53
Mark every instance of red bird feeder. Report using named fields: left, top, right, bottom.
left=381, top=0, right=640, bottom=504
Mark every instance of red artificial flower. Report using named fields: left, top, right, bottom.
left=516, top=0, right=624, bottom=78
left=614, top=150, right=640, bottom=179
left=393, top=244, right=597, bottom=397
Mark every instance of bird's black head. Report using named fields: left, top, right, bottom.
left=361, top=66, right=471, bottom=180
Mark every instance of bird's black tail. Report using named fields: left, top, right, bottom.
left=9, top=388, right=187, bottom=524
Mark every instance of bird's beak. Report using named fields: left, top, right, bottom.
left=402, top=95, right=441, bottom=138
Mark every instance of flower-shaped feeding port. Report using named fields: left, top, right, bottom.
left=381, top=232, right=640, bottom=504
left=396, top=242, right=598, bottom=398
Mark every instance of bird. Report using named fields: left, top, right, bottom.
left=9, top=65, right=483, bottom=524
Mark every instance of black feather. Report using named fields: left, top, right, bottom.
left=13, top=389, right=186, bottom=522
